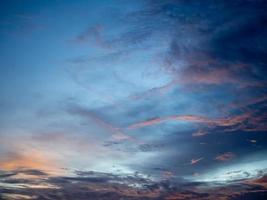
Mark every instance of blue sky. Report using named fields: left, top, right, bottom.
left=1, top=0, right=267, bottom=199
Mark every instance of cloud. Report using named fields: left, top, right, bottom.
left=246, top=175, right=267, bottom=188
left=12, top=169, right=47, bottom=176
left=192, top=130, right=208, bottom=137
left=125, top=114, right=223, bottom=130
left=75, top=25, right=104, bottom=43
left=126, top=109, right=267, bottom=135
left=190, top=157, right=204, bottom=165
left=1, top=168, right=267, bottom=200
left=66, top=104, right=137, bottom=142
left=0, top=150, right=57, bottom=172
left=215, top=152, right=236, bottom=162
left=138, top=143, right=165, bottom=152
left=249, top=140, right=257, bottom=143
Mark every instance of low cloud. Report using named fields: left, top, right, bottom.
left=1, top=169, right=267, bottom=200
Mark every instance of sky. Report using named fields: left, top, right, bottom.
left=0, top=0, right=267, bottom=199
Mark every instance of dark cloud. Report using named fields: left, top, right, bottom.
left=1, top=169, right=267, bottom=200
left=14, top=169, right=48, bottom=176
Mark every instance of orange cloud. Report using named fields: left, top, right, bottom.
left=0, top=150, right=58, bottom=173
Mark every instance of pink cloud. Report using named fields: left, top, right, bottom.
left=215, top=152, right=235, bottom=161
left=190, top=157, right=204, bottom=165
left=192, top=130, right=208, bottom=137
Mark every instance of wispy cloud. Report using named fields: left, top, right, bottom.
left=190, top=157, right=204, bottom=165
left=215, top=152, right=236, bottom=162
left=192, top=130, right=208, bottom=137
left=66, top=104, right=137, bottom=142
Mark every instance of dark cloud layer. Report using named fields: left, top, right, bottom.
left=1, top=169, right=267, bottom=200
